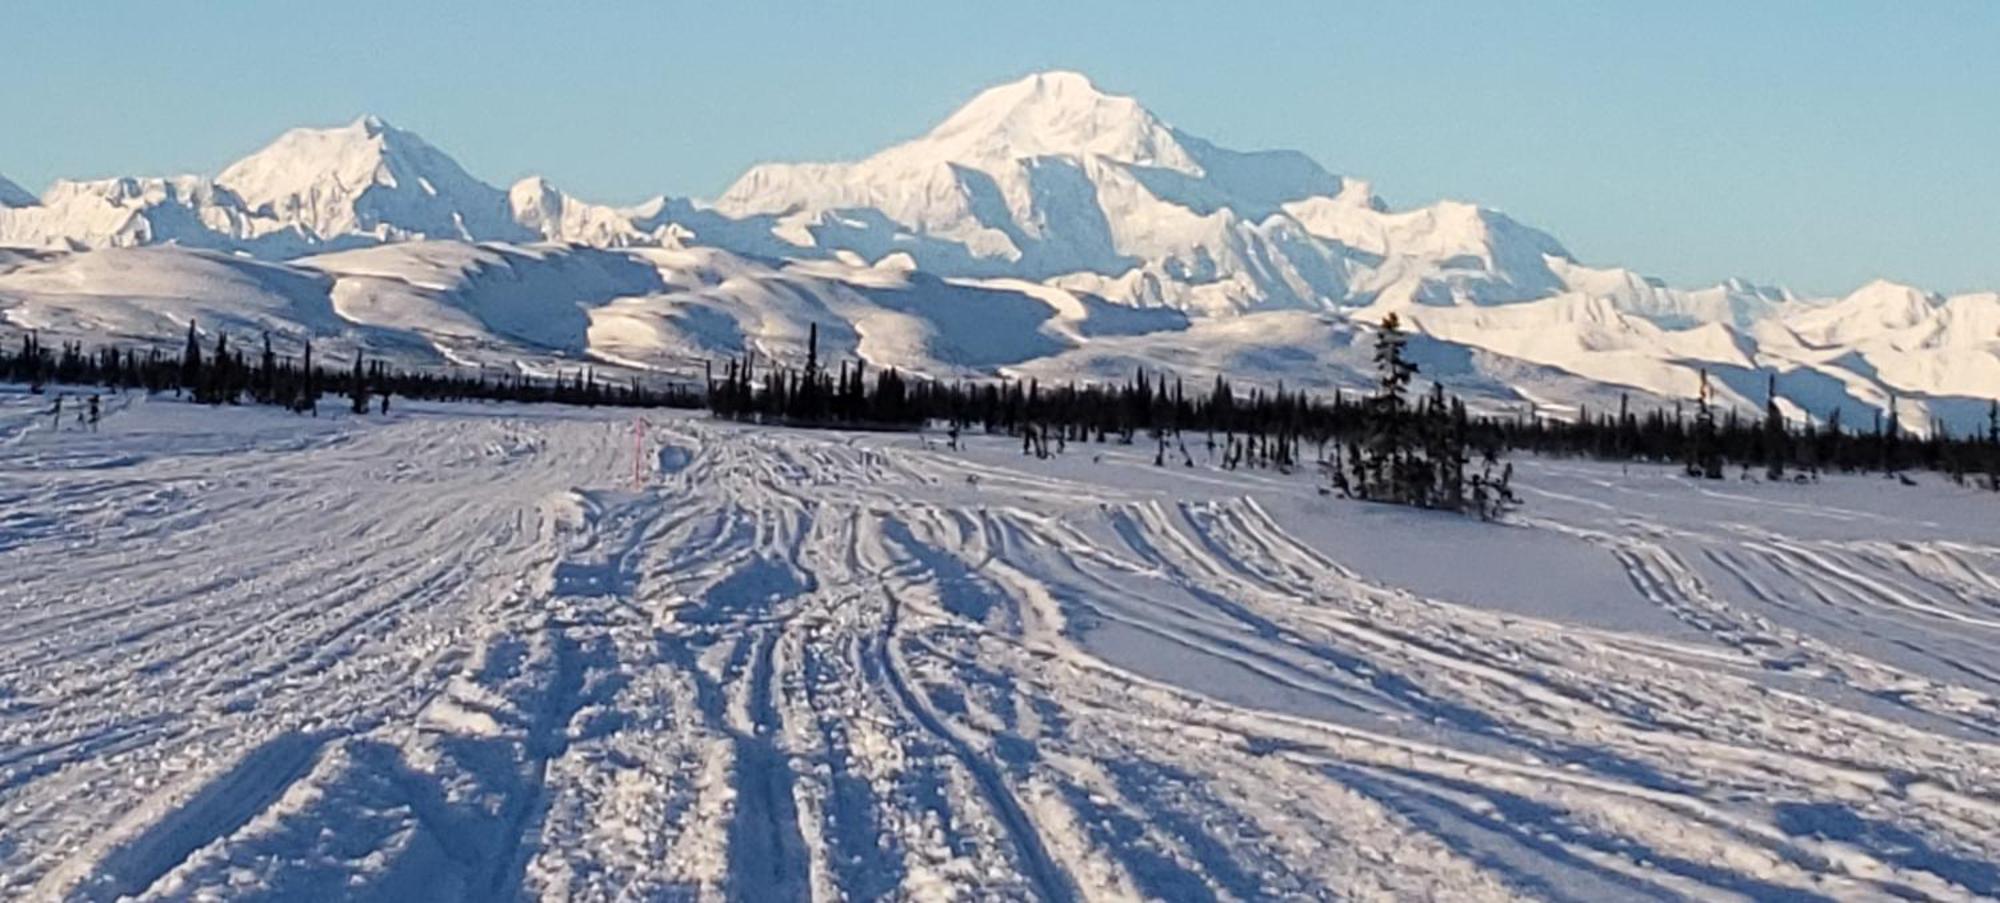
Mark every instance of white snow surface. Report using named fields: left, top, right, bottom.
left=2, top=70, right=1997, bottom=427
left=5, top=393, right=2000, bottom=900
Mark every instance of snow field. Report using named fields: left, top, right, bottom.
left=2, top=391, right=1999, bottom=900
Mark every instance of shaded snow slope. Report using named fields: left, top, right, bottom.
left=0, top=174, right=38, bottom=208
left=4, top=397, right=2000, bottom=899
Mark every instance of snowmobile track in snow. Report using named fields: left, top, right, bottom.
left=4, top=396, right=2000, bottom=900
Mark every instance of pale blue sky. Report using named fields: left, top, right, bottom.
left=4, top=2, right=1995, bottom=295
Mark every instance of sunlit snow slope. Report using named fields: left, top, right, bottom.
left=4, top=392, right=1999, bottom=900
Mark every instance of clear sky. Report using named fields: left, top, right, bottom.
left=4, top=2, right=1995, bottom=296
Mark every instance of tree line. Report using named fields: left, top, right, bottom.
left=8, top=316, right=2000, bottom=504
left=701, top=314, right=2000, bottom=500
left=5, top=326, right=702, bottom=414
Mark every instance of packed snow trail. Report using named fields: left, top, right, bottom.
left=3, top=392, right=1999, bottom=901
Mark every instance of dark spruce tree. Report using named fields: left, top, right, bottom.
left=1687, top=370, right=1723, bottom=479
left=350, top=354, right=369, bottom=415
left=1331, top=314, right=1514, bottom=518
left=258, top=333, right=277, bottom=404
left=1988, top=400, right=2000, bottom=492
left=179, top=321, right=202, bottom=399
left=1763, top=372, right=1787, bottom=481
left=298, top=339, right=319, bottom=415
left=20, top=332, right=46, bottom=393
left=1350, top=313, right=1413, bottom=501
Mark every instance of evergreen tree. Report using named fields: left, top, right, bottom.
left=22, top=332, right=45, bottom=393
left=1763, top=372, right=1786, bottom=481
left=259, top=333, right=277, bottom=404
left=1884, top=394, right=1902, bottom=474
left=205, top=332, right=236, bottom=404
left=1360, top=313, right=1416, bottom=501
left=1687, top=370, right=1722, bottom=479
left=350, top=354, right=369, bottom=414
left=1324, top=313, right=1495, bottom=515
left=802, top=322, right=820, bottom=420
left=299, top=339, right=319, bottom=415
left=1988, top=399, right=1999, bottom=492
left=180, top=320, right=202, bottom=397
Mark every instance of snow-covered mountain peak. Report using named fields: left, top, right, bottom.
left=0, top=175, right=38, bottom=208
left=1845, top=278, right=1941, bottom=310
left=216, top=116, right=526, bottom=243
left=703, top=69, right=1606, bottom=315
left=509, top=175, right=561, bottom=212
left=905, top=70, right=1197, bottom=172
left=0, top=119, right=535, bottom=257
left=219, top=115, right=417, bottom=193
left=1829, top=279, right=1946, bottom=329
left=506, top=175, right=666, bottom=247
left=1781, top=278, right=1945, bottom=348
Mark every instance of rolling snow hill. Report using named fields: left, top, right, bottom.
left=2, top=71, right=1996, bottom=430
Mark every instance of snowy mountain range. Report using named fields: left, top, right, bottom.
left=2, top=71, right=1995, bottom=430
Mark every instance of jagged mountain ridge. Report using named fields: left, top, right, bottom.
left=216, top=115, right=532, bottom=244
left=0, top=71, right=1829, bottom=319
left=708, top=70, right=1585, bottom=315
left=0, top=70, right=1995, bottom=429
left=0, top=117, right=537, bottom=256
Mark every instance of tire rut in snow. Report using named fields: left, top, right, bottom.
left=876, top=588, right=1077, bottom=903
left=469, top=624, right=589, bottom=901
left=65, top=730, right=328, bottom=902
left=722, top=630, right=810, bottom=903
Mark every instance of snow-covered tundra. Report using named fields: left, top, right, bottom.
left=3, top=391, right=1999, bottom=900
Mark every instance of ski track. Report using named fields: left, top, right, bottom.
left=3, top=392, right=2000, bottom=901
